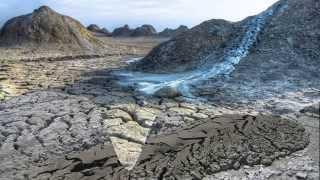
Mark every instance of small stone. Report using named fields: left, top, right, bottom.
left=169, top=107, right=195, bottom=116
left=296, top=172, right=308, bottom=179
left=180, top=103, right=198, bottom=111
left=134, top=108, right=157, bottom=127
left=154, top=86, right=181, bottom=98
left=261, top=158, right=273, bottom=166
left=210, top=163, right=221, bottom=172
left=233, top=162, right=241, bottom=170
left=191, top=113, right=208, bottom=120
left=103, top=109, right=133, bottom=122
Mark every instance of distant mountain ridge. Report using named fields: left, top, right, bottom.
left=112, top=24, right=158, bottom=37
left=158, top=25, right=189, bottom=38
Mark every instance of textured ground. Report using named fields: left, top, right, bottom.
left=0, top=91, right=313, bottom=179
left=0, top=37, right=166, bottom=100
left=0, top=72, right=318, bottom=179
left=0, top=37, right=319, bottom=179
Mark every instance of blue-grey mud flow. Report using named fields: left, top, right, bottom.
left=115, top=2, right=288, bottom=98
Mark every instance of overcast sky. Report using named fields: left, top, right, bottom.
left=0, top=0, right=279, bottom=31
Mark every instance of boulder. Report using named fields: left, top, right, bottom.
left=154, top=86, right=182, bottom=98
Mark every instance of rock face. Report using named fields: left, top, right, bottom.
left=0, top=6, right=103, bottom=51
left=133, top=0, right=320, bottom=79
left=112, top=24, right=133, bottom=37
left=87, top=24, right=111, bottom=36
left=131, top=24, right=157, bottom=37
left=133, top=19, right=242, bottom=72
left=159, top=25, right=189, bottom=38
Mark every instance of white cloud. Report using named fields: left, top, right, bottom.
left=0, top=0, right=279, bottom=31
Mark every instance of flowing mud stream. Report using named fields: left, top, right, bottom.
left=115, top=2, right=288, bottom=98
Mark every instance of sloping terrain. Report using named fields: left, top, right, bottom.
left=229, top=0, right=320, bottom=85
left=197, top=0, right=320, bottom=101
left=134, top=0, right=319, bottom=76
left=0, top=0, right=319, bottom=179
left=121, top=0, right=319, bottom=100
left=0, top=6, right=103, bottom=52
left=134, top=19, right=241, bottom=73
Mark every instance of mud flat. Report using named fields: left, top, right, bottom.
left=0, top=90, right=310, bottom=180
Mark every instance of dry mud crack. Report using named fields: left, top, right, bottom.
left=0, top=91, right=312, bottom=179
left=34, top=115, right=308, bottom=179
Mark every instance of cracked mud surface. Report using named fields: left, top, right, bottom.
left=0, top=37, right=319, bottom=179
left=0, top=88, right=310, bottom=180
left=0, top=68, right=319, bottom=179
left=30, top=114, right=308, bottom=180
left=0, top=91, right=108, bottom=179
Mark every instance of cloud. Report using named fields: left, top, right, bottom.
left=0, top=0, right=279, bottom=31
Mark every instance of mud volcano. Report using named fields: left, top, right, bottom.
left=0, top=6, right=103, bottom=51
left=118, top=0, right=320, bottom=98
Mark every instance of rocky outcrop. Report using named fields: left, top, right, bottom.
left=87, top=24, right=101, bottom=32
left=0, top=6, right=103, bottom=51
left=87, top=24, right=111, bottom=36
left=112, top=24, right=133, bottom=37
left=112, top=24, right=157, bottom=37
left=131, top=24, right=157, bottom=37
left=159, top=25, right=189, bottom=38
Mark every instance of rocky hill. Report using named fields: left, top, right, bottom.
left=159, top=25, right=189, bottom=38
left=231, top=0, right=320, bottom=85
left=112, top=24, right=157, bottom=37
left=133, top=19, right=243, bottom=72
left=112, top=24, right=133, bottom=37
left=0, top=6, right=103, bottom=52
left=87, top=24, right=111, bottom=36
left=131, top=24, right=157, bottom=37
left=133, top=0, right=320, bottom=82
